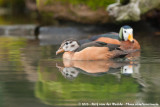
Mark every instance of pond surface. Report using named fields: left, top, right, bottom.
left=0, top=23, right=160, bottom=107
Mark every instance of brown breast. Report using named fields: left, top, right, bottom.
left=120, top=39, right=140, bottom=50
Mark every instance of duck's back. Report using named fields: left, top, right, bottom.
left=96, top=37, right=121, bottom=45
left=79, top=32, right=119, bottom=45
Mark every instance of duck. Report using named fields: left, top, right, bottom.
left=79, top=25, right=140, bottom=50
left=56, top=39, right=129, bottom=60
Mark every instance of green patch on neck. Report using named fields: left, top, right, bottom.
left=119, top=27, right=123, bottom=41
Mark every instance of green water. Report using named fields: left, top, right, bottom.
left=0, top=26, right=160, bottom=107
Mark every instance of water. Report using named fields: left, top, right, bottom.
left=0, top=23, right=160, bottom=107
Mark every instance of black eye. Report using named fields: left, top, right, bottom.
left=124, top=30, right=126, bottom=33
left=65, top=42, right=68, bottom=45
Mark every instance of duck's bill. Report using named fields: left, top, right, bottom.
left=128, top=34, right=134, bottom=43
left=56, top=48, right=64, bottom=55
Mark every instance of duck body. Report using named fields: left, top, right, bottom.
left=79, top=26, right=141, bottom=50
left=96, top=37, right=140, bottom=50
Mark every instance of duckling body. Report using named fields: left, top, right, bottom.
left=63, top=47, right=125, bottom=60
left=56, top=40, right=128, bottom=60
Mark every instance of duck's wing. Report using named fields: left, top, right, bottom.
left=90, top=32, right=119, bottom=41
left=75, top=41, right=120, bottom=52
left=78, top=32, right=120, bottom=45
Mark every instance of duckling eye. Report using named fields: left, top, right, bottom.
left=71, top=45, right=75, bottom=47
left=124, top=30, right=126, bottom=33
left=65, top=42, right=68, bottom=45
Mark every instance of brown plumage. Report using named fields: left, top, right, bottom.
left=63, top=47, right=127, bottom=60
left=56, top=40, right=128, bottom=60
left=96, top=38, right=140, bottom=50
left=94, top=25, right=140, bottom=51
left=96, top=37, right=121, bottom=45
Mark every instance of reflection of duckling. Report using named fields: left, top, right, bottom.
left=56, top=64, right=79, bottom=80
left=63, top=59, right=129, bottom=74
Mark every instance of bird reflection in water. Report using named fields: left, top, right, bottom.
left=56, top=59, right=140, bottom=80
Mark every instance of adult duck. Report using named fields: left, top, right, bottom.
left=79, top=25, right=140, bottom=50
left=56, top=39, right=129, bottom=60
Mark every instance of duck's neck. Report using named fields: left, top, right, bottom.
left=63, top=51, right=74, bottom=60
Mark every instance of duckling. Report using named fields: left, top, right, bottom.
left=56, top=39, right=128, bottom=60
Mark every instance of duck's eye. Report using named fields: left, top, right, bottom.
left=65, top=42, right=68, bottom=45
left=124, top=30, right=126, bottom=33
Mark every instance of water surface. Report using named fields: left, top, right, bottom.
left=0, top=24, right=160, bottom=107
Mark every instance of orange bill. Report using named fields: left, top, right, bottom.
left=56, top=48, right=64, bottom=55
left=128, top=34, right=134, bottom=42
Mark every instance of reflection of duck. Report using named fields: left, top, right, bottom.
left=121, top=65, right=134, bottom=75
left=56, top=59, right=133, bottom=80
left=79, top=25, right=140, bottom=51
left=121, top=64, right=141, bottom=78
left=56, top=39, right=132, bottom=60
left=36, top=62, right=142, bottom=106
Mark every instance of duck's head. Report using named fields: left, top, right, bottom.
left=119, top=25, right=134, bottom=43
left=56, top=39, right=80, bottom=55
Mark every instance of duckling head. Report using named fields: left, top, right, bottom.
left=119, top=25, right=134, bottom=43
left=56, top=39, right=80, bottom=55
